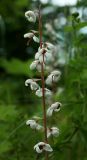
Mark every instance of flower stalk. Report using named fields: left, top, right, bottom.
left=38, top=5, right=48, bottom=160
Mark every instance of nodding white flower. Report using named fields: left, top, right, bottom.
left=35, top=48, right=52, bottom=63
left=26, top=120, right=43, bottom=130
left=47, top=102, right=62, bottom=117
left=36, top=88, right=52, bottom=97
left=46, top=70, right=61, bottom=85
left=47, top=127, right=59, bottom=138
left=24, top=32, right=39, bottom=43
left=30, top=60, right=45, bottom=72
left=25, top=10, right=36, bottom=23
left=35, top=48, right=46, bottom=63
left=34, top=142, right=53, bottom=153
left=25, top=79, right=39, bottom=91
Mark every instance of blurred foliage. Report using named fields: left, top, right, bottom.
left=0, top=0, right=87, bottom=160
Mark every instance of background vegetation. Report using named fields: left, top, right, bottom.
left=0, top=0, right=87, bottom=159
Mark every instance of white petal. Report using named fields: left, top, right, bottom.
left=45, top=88, right=52, bottom=97
left=25, top=10, right=36, bottom=23
left=46, top=42, right=55, bottom=50
left=55, top=108, right=60, bottom=112
left=39, top=55, right=47, bottom=63
left=51, top=102, right=62, bottom=112
left=47, top=107, right=53, bottom=117
left=25, top=79, right=33, bottom=86
left=39, top=55, right=43, bottom=63
left=34, top=145, right=42, bottom=153
left=26, top=119, right=35, bottom=125
left=36, top=124, right=43, bottom=130
left=39, top=48, right=46, bottom=55
left=36, top=146, right=43, bottom=153
left=36, top=88, right=52, bottom=97
left=30, top=60, right=38, bottom=70
left=35, top=52, right=40, bottom=60
left=26, top=120, right=38, bottom=129
left=36, top=63, right=42, bottom=72
left=51, top=102, right=60, bottom=109
left=51, top=127, right=59, bottom=137
left=34, top=142, right=45, bottom=153
left=45, top=51, right=53, bottom=62
left=52, top=74, right=60, bottom=82
left=51, top=70, right=61, bottom=77
left=33, top=36, right=39, bottom=43
left=35, top=88, right=42, bottom=97
left=45, top=75, right=53, bottom=86
left=36, top=63, right=45, bottom=72
left=24, top=32, right=34, bottom=38
left=30, top=82, right=39, bottom=90
left=47, top=130, right=51, bottom=138
left=44, top=144, right=53, bottom=152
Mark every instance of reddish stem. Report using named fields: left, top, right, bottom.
left=38, top=5, right=48, bottom=160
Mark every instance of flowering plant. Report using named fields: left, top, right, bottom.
left=24, top=6, right=62, bottom=160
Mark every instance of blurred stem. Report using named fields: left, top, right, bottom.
left=38, top=5, right=48, bottom=160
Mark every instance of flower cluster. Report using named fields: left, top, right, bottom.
left=24, top=9, right=62, bottom=156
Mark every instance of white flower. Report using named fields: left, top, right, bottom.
left=30, top=60, right=45, bottom=72
left=26, top=120, right=43, bottom=130
left=47, top=102, right=62, bottom=116
left=24, top=32, right=39, bottom=43
left=36, top=88, right=52, bottom=97
left=47, top=127, right=59, bottom=138
left=34, top=142, right=53, bottom=153
left=35, top=48, right=46, bottom=63
left=35, top=48, right=52, bottom=63
left=46, top=70, right=61, bottom=85
left=25, top=79, right=39, bottom=90
left=25, top=10, right=36, bottom=23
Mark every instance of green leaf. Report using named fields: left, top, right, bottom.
left=64, top=22, right=87, bottom=32
left=0, top=58, right=33, bottom=76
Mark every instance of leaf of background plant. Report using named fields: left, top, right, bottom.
left=0, top=59, right=34, bottom=76
left=64, top=22, right=87, bottom=32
